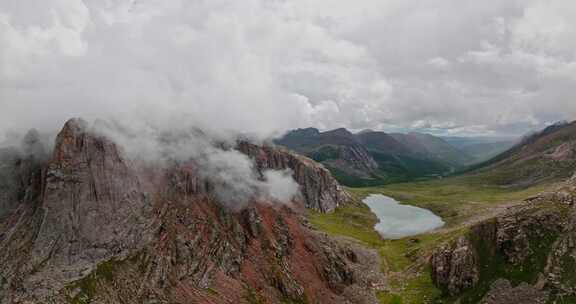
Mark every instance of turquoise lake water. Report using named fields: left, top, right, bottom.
left=363, top=194, right=444, bottom=239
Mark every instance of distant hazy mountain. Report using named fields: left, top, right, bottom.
left=391, top=132, right=476, bottom=166
left=467, top=121, right=576, bottom=187
left=355, top=131, right=412, bottom=155
left=274, top=127, right=379, bottom=182
left=276, top=128, right=474, bottom=186
left=442, top=136, right=517, bottom=163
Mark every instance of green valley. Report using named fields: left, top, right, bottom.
left=309, top=174, right=552, bottom=303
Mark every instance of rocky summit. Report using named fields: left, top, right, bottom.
left=0, top=119, right=383, bottom=304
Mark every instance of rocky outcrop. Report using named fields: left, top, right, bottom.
left=525, top=176, right=576, bottom=205
left=0, top=119, right=381, bottom=304
left=525, top=190, right=576, bottom=205
left=480, top=279, right=549, bottom=304
left=430, top=219, right=500, bottom=297
left=237, top=142, right=350, bottom=213
left=1, top=119, right=156, bottom=301
left=430, top=236, right=479, bottom=296
left=321, top=144, right=379, bottom=179
left=430, top=197, right=571, bottom=302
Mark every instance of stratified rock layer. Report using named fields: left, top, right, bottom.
left=430, top=194, right=574, bottom=303
left=0, top=119, right=380, bottom=304
left=237, top=142, right=350, bottom=213
left=1, top=119, right=156, bottom=300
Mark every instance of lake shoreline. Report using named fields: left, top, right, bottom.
left=363, top=194, right=445, bottom=239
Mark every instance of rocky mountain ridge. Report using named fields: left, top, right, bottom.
left=275, top=127, right=474, bottom=186
left=0, top=119, right=383, bottom=304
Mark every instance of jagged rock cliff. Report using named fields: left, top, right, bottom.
left=237, top=142, right=350, bottom=213
left=274, top=128, right=380, bottom=182
left=430, top=235, right=479, bottom=296
left=320, top=144, right=379, bottom=179
left=430, top=190, right=575, bottom=303
left=0, top=119, right=158, bottom=301
left=0, top=119, right=381, bottom=304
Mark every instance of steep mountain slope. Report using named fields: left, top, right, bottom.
left=0, top=119, right=384, bottom=304
left=354, top=131, right=455, bottom=181
left=275, top=128, right=378, bottom=181
left=467, top=121, right=576, bottom=187
left=355, top=131, right=411, bottom=156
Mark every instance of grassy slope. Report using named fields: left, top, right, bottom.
left=462, top=121, right=576, bottom=187
left=352, top=176, right=549, bottom=227
left=327, top=153, right=453, bottom=188
left=309, top=187, right=461, bottom=303
left=308, top=175, right=553, bottom=303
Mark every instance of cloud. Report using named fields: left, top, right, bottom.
left=427, top=57, right=451, bottom=70
left=195, top=145, right=299, bottom=208
left=89, top=118, right=299, bottom=208
left=1, top=0, right=576, bottom=139
left=262, top=169, right=300, bottom=203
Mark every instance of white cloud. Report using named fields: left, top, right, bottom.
left=1, top=0, right=576, bottom=138
left=427, top=57, right=451, bottom=69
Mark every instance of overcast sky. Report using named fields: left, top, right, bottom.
left=1, top=0, right=576, bottom=139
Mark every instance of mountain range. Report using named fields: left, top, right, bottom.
left=2, top=118, right=576, bottom=303
left=441, top=136, right=516, bottom=165
left=275, top=128, right=513, bottom=186
left=0, top=119, right=383, bottom=303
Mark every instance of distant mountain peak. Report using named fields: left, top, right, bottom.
left=283, top=127, right=320, bottom=138
left=357, top=129, right=376, bottom=134
left=276, top=126, right=479, bottom=186
left=323, top=127, right=354, bottom=137
left=360, top=130, right=389, bottom=135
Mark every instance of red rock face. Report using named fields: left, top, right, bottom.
left=0, top=119, right=381, bottom=304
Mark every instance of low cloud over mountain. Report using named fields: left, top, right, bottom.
left=2, top=0, right=576, bottom=141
